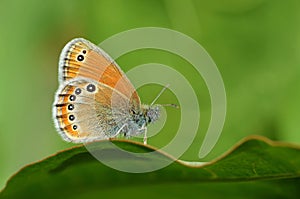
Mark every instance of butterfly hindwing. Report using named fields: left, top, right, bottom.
left=53, top=78, right=132, bottom=143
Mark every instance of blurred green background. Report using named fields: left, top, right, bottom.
left=1, top=0, right=300, bottom=191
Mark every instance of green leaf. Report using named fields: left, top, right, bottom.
left=1, top=136, right=300, bottom=199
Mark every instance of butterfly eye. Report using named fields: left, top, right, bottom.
left=75, top=88, right=82, bottom=95
left=77, top=55, right=84, bottom=62
left=86, top=84, right=96, bottom=92
left=69, top=115, right=75, bottom=121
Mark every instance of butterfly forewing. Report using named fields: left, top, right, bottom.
left=59, top=38, right=140, bottom=110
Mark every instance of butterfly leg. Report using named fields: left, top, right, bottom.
left=112, top=123, right=127, bottom=138
left=142, top=124, right=147, bottom=145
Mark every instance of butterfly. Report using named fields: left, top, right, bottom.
left=53, top=38, right=163, bottom=144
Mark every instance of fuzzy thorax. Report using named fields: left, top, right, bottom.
left=141, top=104, right=161, bottom=125
left=130, top=104, right=161, bottom=128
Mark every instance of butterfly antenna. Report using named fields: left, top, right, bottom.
left=150, top=84, right=170, bottom=106
left=161, top=103, right=180, bottom=109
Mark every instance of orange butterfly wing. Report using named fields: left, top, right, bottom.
left=58, top=38, right=140, bottom=109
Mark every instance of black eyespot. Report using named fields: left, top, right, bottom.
left=77, top=55, right=84, bottom=61
left=82, top=50, right=87, bottom=54
left=69, top=95, right=76, bottom=101
left=72, top=125, right=78, bottom=130
left=86, top=84, right=96, bottom=92
left=69, top=115, right=75, bottom=121
left=68, top=104, right=74, bottom=111
left=75, top=88, right=81, bottom=95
